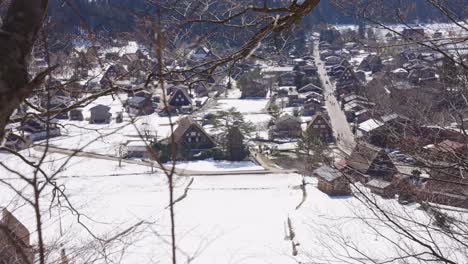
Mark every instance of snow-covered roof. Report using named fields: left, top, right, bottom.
left=359, top=119, right=383, bottom=132
left=275, top=142, right=298, bottom=151
left=392, top=68, right=408, bottom=73
left=126, top=141, right=148, bottom=147
left=367, top=179, right=392, bottom=189
left=261, top=66, right=294, bottom=73
left=314, top=165, right=344, bottom=182
left=101, top=41, right=141, bottom=57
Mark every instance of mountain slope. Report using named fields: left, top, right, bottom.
left=47, top=0, right=463, bottom=33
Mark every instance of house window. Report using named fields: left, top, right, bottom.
left=314, top=125, right=319, bottom=128
left=190, top=132, right=197, bottom=136
left=321, top=125, right=326, bottom=128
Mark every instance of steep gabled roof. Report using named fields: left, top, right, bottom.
left=168, top=87, right=192, bottom=105
left=298, top=83, right=323, bottom=93
left=338, top=67, right=359, bottom=83
left=105, top=64, right=128, bottom=77
left=307, top=112, right=331, bottom=131
left=168, top=117, right=215, bottom=145
left=347, top=142, right=385, bottom=174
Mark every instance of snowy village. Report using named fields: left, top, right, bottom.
left=1, top=1, right=468, bottom=264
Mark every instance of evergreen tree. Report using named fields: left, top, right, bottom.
left=226, top=126, right=248, bottom=161
left=210, top=108, right=255, bottom=153
left=297, top=128, right=330, bottom=171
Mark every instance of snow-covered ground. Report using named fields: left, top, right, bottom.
left=206, top=96, right=271, bottom=139
left=292, top=179, right=468, bottom=263
left=275, top=142, right=298, bottom=151
left=243, top=113, right=271, bottom=124
left=45, top=94, right=183, bottom=156
left=0, top=149, right=300, bottom=264
left=1, top=149, right=467, bottom=263
left=225, top=87, right=242, bottom=99
left=166, top=159, right=264, bottom=172
left=210, top=98, right=269, bottom=114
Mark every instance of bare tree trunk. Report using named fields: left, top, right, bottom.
left=33, top=180, right=46, bottom=264
left=0, top=0, right=49, bottom=140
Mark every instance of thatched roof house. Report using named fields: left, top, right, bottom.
left=346, top=142, right=397, bottom=182
left=161, top=117, right=216, bottom=159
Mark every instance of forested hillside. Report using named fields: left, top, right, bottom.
left=48, top=0, right=457, bottom=33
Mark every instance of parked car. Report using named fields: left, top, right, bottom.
left=394, top=154, right=407, bottom=162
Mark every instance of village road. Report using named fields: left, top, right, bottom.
left=313, top=42, right=356, bottom=155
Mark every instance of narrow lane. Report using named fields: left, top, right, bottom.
left=313, top=42, right=356, bottom=155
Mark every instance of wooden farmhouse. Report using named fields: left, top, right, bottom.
left=305, top=113, right=334, bottom=143
left=269, top=114, right=302, bottom=139
left=346, top=142, right=397, bottom=182
left=168, top=87, right=192, bottom=107
left=161, top=117, right=216, bottom=159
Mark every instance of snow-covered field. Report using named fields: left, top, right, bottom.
left=0, top=150, right=300, bottom=263
left=166, top=159, right=264, bottom=172
left=45, top=94, right=183, bottom=156
left=207, top=96, right=271, bottom=138
left=1, top=149, right=467, bottom=263
left=243, top=113, right=271, bottom=124
left=210, top=98, right=269, bottom=114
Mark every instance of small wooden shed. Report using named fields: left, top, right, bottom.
left=314, top=165, right=352, bottom=196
